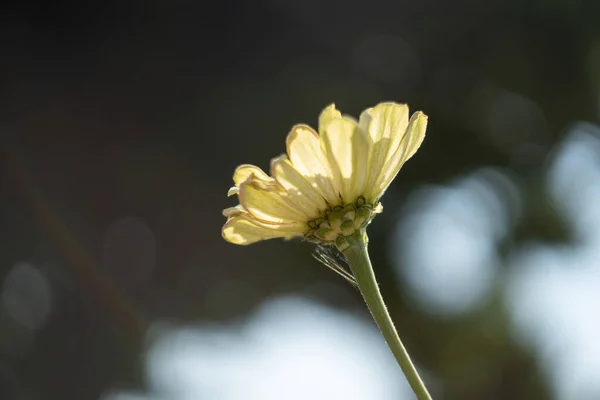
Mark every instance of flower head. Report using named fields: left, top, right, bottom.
left=222, top=102, right=427, bottom=250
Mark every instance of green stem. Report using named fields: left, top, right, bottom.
left=342, top=230, right=432, bottom=400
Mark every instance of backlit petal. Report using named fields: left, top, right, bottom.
left=359, top=103, right=410, bottom=200
left=286, top=125, right=338, bottom=205
left=233, top=164, right=271, bottom=186
left=239, top=179, right=309, bottom=225
left=227, top=187, right=239, bottom=197
left=320, top=117, right=368, bottom=202
left=223, top=205, right=244, bottom=218
left=271, top=155, right=327, bottom=218
left=222, top=216, right=304, bottom=245
left=367, top=111, right=427, bottom=201
left=318, top=103, right=342, bottom=134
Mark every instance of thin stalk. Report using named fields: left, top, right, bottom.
left=342, top=230, right=432, bottom=400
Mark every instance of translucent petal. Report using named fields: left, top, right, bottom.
left=318, top=104, right=342, bottom=135
left=222, top=205, right=244, bottom=218
left=286, top=125, right=339, bottom=205
left=227, top=186, right=239, bottom=197
left=222, top=216, right=304, bottom=245
left=233, top=164, right=271, bottom=186
left=271, top=155, right=327, bottom=218
left=359, top=103, right=410, bottom=199
left=320, top=117, right=368, bottom=202
left=239, top=179, right=309, bottom=224
left=367, top=111, right=427, bottom=201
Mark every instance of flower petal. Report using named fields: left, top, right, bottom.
left=359, top=103, right=410, bottom=200
left=233, top=164, right=271, bottom=186
left=239, top=178, right=309, bottom=225
left=285, top=124, right=339, bottom=205
left=320, top=117, right=368, bottom=203
left=223, top=205, right=244, bottom=218
left=318, top=104, right=342, bottom=135
left=367, top=111, right=427, bottom=201
left=222, top=216, right=304, bottom=245
left=271, top=155, right=327, bottom=218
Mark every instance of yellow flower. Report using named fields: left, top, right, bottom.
left=222, top=102, right=427, bottom=250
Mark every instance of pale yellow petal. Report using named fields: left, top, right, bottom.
left=285, top=125, right=339, bottom=205
left=320, top=117, right=368, bottom=203
left=239, top=179, right=309, bottom=225
left=233, top=164, right=271, bottom=186
left=349, top=122, right=369, bottom=201
left=397, top=111, right=427, bottom=163
left=359, top=103, right=410, bottom=199
left=367, top=111, right=427, bottom=201
left=271, top=155, right=327, bottom=217
left=223, top=205, right=244, bottom=218
left=227, top=186, right=239, bottom=197
left=318, top=104, right=342, bottom=135
left=222, top=216, right=304, bottom=245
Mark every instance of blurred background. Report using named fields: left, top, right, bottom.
left=1, top=0, right=600, bottom=399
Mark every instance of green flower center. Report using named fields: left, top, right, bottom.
left=304, top=196, right=378, bottom=251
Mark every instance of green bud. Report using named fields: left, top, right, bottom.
left=356, top=196, right=366, bottom=207
left=355, top=207, right=372, bottom=227
left=340, top=219, right=356, bottom=236
left=316, top=227, right=337, bottom=242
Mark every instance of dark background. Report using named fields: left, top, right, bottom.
left=1, top=0, right=600, bottom=399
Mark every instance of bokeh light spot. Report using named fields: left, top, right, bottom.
left=1, top=262, right=52, bottom=331
left=392, top=169, right=519, bottom=317
left=507, top=123, right=600, bottom=400
left=104, top=297, right=416, bottom=400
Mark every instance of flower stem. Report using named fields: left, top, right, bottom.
left=342, top=230, right=432, bottom=400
